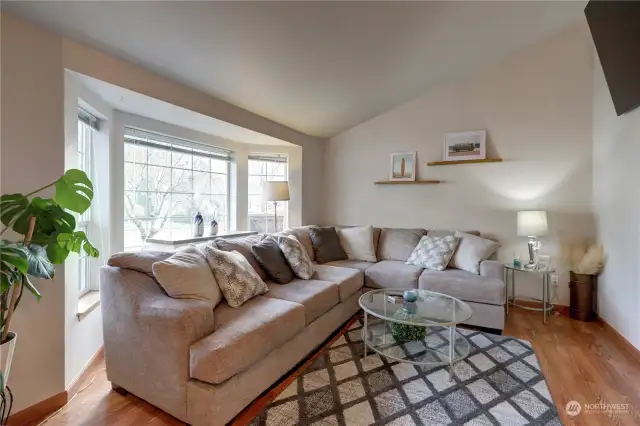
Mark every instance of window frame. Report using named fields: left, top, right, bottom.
left=77, top=117, right=95, bottom=297
left=248, top=154, right=289, bottom=233
left=123, top=129, right=232, bottom=251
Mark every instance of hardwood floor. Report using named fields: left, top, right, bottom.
left=21, top=307, right=640, bottom=426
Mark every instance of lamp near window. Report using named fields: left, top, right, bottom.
left=517, top=211, right=548, bottom=269
left=261, top=181, right=290, bottom=232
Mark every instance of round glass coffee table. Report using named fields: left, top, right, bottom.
left=359, top=289, right=473, bottom=379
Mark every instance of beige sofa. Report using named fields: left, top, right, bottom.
left=100, top=226, right=505, bottom=425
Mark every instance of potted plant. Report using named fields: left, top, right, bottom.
left=0, top=169, right=99, bottom=390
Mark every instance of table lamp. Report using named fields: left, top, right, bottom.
left=517, top=211, right=548, bottom=269
left=261, top=181, right=290, bottom=232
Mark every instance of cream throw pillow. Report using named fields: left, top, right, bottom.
left=202, top=246, right=268, bottom=308
left=449, top=231, right=500, bottom=274
left=337, top=226, right=377, bottom=262
left=152, top=245, right=222, bottom=307
left=278, top=235, right=315, bottom=280
left=407, top=235, right=459, bottom=271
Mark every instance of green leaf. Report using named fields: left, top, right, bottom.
left=46, top=243, right=69, bottom=264
left=0, top=194, right=28, bottom=228
left=54, top=169, right=94, bottom=214
left=57, top=231, right=99, bottom=258
left=0, top=243, right=29, bottom=275
left=26, top=244, right=54, bottom=279
left=22, top=275, right=41, bottom=301
left=0, top=272, right=12, bottom=295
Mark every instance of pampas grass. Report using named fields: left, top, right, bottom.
left=561, top=240, right=604, bottom=275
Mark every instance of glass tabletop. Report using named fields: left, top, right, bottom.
left=503, top=263, right=555, bottom=273
left=359, top=289, right=472, bottom=327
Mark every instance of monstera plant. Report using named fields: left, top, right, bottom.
left=0, top=169, right=99, bottom=386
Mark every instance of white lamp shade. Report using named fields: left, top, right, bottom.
left=261, top=181, right=290, bottom=202
left=517, top=211, right=548, bottom=237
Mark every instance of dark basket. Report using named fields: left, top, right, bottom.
left=569, top=272, right=597, bottom=322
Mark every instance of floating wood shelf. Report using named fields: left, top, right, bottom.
left=427, top=158, right=503, bottom=166
left=374, top=180, right=441, bottom=185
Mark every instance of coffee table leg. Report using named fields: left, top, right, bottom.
left=449, top=325, right=456, bottom=380
left=363, top=310, right=368, bottom=361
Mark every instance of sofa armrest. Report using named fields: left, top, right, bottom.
left=479, top=260, right=504, bottom=281
left=100, top=266, right=215, bottom=420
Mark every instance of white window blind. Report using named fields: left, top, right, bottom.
left=123, top=127, right=231, bottom=250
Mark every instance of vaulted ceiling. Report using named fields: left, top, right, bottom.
left=5, top=1, right=586, bottom=137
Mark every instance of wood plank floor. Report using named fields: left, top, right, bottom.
left=23, top=307, right=640, bottom=426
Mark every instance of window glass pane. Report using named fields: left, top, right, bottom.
left=193, top=156, right=210, bottom=172
left=172, top=151, right=192, bottom=169
left=147, top=147, right=171, bottom=166
left=147, top=166, right=171, bottom=192
left=248, top=160, right=265, bottom=174
left=125, top=163, right=147, bottom=191
left=171, top=193, right=193, bottom=217
left=171, top=168, right=192, bottom=193
left=169, top=217, right=191, bottom=239
left=211, top=175, right=227, bottom=195
left=125, top=144, right=147, bottom=163
left=248, top=176, right=263, bottom=195
left=148, top=192, right=171, bottom=222
left=193, top=171, right=211, bottom=195
left=211, top=159, right=227, bottom=174
left=124, top=191, right=148, bottom=218
left=124, top=219, right=145, bottom=249
left=248, top=158, right=288, bottom=232
left=248, top=194, right=264, bottom=214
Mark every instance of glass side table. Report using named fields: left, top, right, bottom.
left=504, top=263, right=555, bottom=323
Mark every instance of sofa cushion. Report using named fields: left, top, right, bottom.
left=264, top=279, right=339, bottom=324
left=202, top=246, right=269, bottom=308
left=190, top=297, right=305, bottom=385
left=364, top=260, right=423, bottom=289
left=308, top=226, right=348, bottom=264
left=324, top=259, right=376, bottom=272
left=419, top=269, right=505, bottom=305
left=377, top=228, right=427, bottom=262
left=278, top=235, right=315, bottom=280
left=337, top=226, right=377, bottom=262
left=449, top=231, right=500, bottom=274
left=108, top=250, right=173, bottom=276
left=151, top=245, right=222, bottom=307
left=251, top=236, right=294, bottom=284
left=313, top=264, right=364, bottom=302
left=215, top=236, right=267, bottom=281
left=406, top=235, right=460, bottom=271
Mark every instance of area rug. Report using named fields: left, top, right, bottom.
left=246, top=316, right=560, bottom=426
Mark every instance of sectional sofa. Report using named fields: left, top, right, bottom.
left=100, top=226, right=505, bottom=425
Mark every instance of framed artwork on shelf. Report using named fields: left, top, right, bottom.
left=389, top=152, right=416, bottom=181
left=443, top=130, right=486, bottom=162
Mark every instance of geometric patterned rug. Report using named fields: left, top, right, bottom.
left=247, top=316, right=560, bottom=425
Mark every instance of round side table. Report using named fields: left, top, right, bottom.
left=504, top=263, right=555, bottom=323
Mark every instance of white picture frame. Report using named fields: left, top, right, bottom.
left=443, top=130, right=486, bottom=162
left=389, top=152, right=416, bottom=181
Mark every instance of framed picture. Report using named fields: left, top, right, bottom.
left=389, top=152, right=416, bottom=181
left=443, top=130, right=486, bottom=161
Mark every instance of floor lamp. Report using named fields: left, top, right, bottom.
left=261, top=181, right=290, bottom=232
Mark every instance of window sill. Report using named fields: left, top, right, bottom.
left=77, top=290, right=100, bottom=321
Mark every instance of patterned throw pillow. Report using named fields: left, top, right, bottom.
left=202, top=246, right=268, bottom=308
left=406, top=235, right=460, bottom=271
left=278, top=235, right=315, bottom=279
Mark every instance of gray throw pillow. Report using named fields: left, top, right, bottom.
left=308, top=226, right=348, bottom=264
left=215, top=236, right=267, bottom=281
left=406, top=235, right=460, bottom=271
left=378, top=228, right=427, bottom=262
left=251, top=236, right=294, bottom=284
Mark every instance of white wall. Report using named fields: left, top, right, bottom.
left=0, top=14, right=66, bottom=412
left=63, top=73, right=112, bottom=388
left=592, top=53, right=640, bottom=350
left=324, top=24, right=595, bottom=305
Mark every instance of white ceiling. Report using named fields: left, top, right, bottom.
left=73, top=72, right=294, bottom=146
left=5, top=1, right=587, bottom=138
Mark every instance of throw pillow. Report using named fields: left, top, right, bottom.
left=251, top=236, right=295, bottom=284
left=108, top=250, right=173, bottom=277
left=377, top=228, right=427, bottom=262
left=406, top=235, right=460, bottom=271
left=338, top=226, right=377, bottom=262
left=215, top=236, right=268, bottom=281
left=202, top=246, right=268, bottom=308
left=308, top=226, right=348, bottom=264
left=151, top=245, right=222, bottom=307
left=278, top=235, right=315, bottom=279
left=449, top=231, right=500, bottom=274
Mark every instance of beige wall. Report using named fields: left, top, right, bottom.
left=0, top=14, right=67, bottom=412
left=592, top=52, right=640, bottom=350
left=324, top=24, right=595, bottom=305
